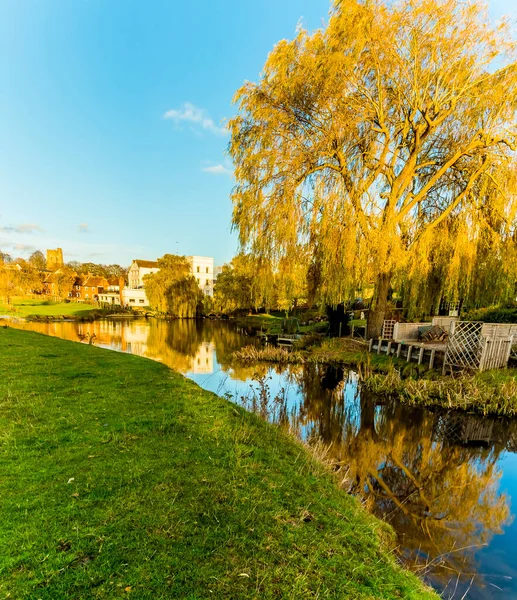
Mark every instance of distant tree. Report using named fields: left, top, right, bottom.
left=0, top=266, right=16, bottom=305
left=28, top=250, right=46, bottom=271
left=214, top=261, right=253, bottom=314
left=53, top=267, right=76, bottom=299
left=0, top=251, right=12, bottom=264
left=67, top=261, right=82, bottom=272
left=70, top=262, right=128, bottom=279
left=15, top=260, right=44, bottom=295
left=78, top=262, right=105, bottom=276
left=104, top=264, right=128, bottom=279
left=144, top=255, right=202, bottom=317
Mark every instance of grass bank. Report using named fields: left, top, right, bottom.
left=235, top=338, right=517, bottom=417
left=0, top=298, right=102, bottom=319
left=0, top=328, right=436, bottom=599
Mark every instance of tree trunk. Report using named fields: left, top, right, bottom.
left=367, top=272, right=391, bottom=339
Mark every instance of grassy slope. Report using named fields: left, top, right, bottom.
left=0, top=298, right=99, bottom=318
left=0, top=328, right=436, bottom=599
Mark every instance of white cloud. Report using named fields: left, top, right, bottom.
left=203, top=164, right=232, bottom=175
left=0, top=223, right=43, bottom=234
left=78, top=223, right=89, bottom=233
left=164, top=103, right=227, bottom=135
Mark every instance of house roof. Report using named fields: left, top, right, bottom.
left=84, top=276, right=107, bottom=287
left=107, top=277, right=120, bottom=286
left=133, top=259, right=158, bottom=269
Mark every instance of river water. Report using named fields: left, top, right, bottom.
left=8, top=317, right=517, bottom=599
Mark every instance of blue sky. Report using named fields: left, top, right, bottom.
left=1, top=0, right=516, bottom=268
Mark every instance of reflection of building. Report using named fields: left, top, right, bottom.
left=187, top=256, right=214, bottom=296
left=120, top=323, right=149, bottom=355
left=190, top=342, right=214, bottom=373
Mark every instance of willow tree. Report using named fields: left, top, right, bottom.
left=230, top=0, right=517, bottom=337
left=144, top=255, right=202, bottom=317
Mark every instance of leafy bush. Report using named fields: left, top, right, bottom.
left=463, top=306, right=517, bottom=323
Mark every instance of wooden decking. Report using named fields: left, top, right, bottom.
left=369, top=338, right=446, bottom=370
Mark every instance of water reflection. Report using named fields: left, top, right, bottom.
left=8, top=318, right=517, bottom=599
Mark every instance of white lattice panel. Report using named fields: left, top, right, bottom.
left=444, top=321, right=483, bottom=371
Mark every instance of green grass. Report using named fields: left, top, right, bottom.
left=350, top=319, right=367, bottom=327
left=0, top=298, right=100, bottom=318
left=0, top=328, right=436, bottom=599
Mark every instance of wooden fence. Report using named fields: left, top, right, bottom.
left=377, top=317, right=515, bottom=372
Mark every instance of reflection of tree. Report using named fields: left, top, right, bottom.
left=295, top=363, right=348, bottom=446
left=294, top=370, right=511, bottom=584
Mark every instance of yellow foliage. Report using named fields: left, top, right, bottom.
left=230, top=0, right=517, bottom=320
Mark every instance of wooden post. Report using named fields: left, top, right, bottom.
left=429, top=349, right=436, bottom=369
left=369, top=338, right=373, bottom=352
left=396, top=343, right=402, bottom=358
left=407, top=345, right=413, bottom=362
left=339, top=322, right=342, bottom=338
left=387, top=341, right=392, bottom=356
left=418, top=347, right=424, bottom=365
left=377, top=339, right=382, bottom=355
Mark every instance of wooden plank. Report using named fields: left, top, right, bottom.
left=407, top=345, right=413, bottom=362
left=396, top=343, right=402, bottom=358
left=377, top=338, right=382, bottom=355
left=369, top=338, right=373, bottom=352
left=429, top=349, right=436, bottom=369
left=387, top=341, right=392, bottom=356
left=418, top=347, right=424, bottom=365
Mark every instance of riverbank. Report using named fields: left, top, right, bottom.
left=0, top=298, right=111, bottom=320
left=235, top=338, right=517, bottom=417
left=0, top=328, right=436, bottom=599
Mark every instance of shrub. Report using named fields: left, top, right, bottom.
left=463, top=306, right=517, bottom=323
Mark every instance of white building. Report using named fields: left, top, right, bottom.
left=98, top=277, right=123, bottom=306
left=122, top=287, right=149, bottom=307
left=128, top=259, right=159, bottom=289
left=187, top=256, right=214, bottom=296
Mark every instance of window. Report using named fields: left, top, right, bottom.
left=129, top=298, right=135, bottom=303
left=85, top=294, right=89, bottom=299
left=197, top=266, right=200, bottom=273
left=139, top=299, right=145, bottom=303
left=206, top=267, right=209, bottom=273
left=206, top=279, right=209, bottom=285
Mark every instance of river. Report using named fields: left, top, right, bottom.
left=7, top=317, right=517, bottom=599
